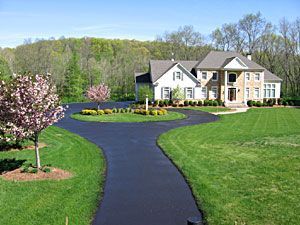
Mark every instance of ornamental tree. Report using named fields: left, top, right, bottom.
left=86, top=84, right=110, bottom=109
left=0, top=74, right=65, bottom=169
left=172, top=85, right=184, bottom=104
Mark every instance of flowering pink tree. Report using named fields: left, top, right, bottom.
left=0, top=74, right=65, bottom=169
left=86, top=84, right=110, bottom=109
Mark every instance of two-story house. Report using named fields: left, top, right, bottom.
left=135, top=51, right=282, bottom=107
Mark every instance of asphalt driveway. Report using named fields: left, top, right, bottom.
left=56, top=102, right=219, bottom=225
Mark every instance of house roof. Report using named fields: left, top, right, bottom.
left=135, top=51, right=282, bottom=83
left=196, top=51, right=264, bottom=70
left=135, top=72, right=151, bottom=83
left=150, top=60, right=198, bottom=82
left=264, top=69, right=282, bottom=81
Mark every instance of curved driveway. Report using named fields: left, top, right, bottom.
left=56, top=102, right=219, bottom=225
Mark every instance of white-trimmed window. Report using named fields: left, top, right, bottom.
left=201, top=86, right=207, bottom=98
left=211, top=86, right=218, bottom=99
left=202, top=71, right=207, bottom=80
left=246, top=87, right=250, bottom=98
left=212, top=72, right=218, bottom=81
left=254, top=73, right=260, bottom=81
left=264, top=84, right=276, bottom=98
left=175, top=71, right=181, bottom=80
left=254, top=88, right=260, bottom=98
left=162, top=87, right=171, bottom=99
left=228, top=73, right=237, bottom=83
left=185, top=87, right=194, bottom=99
left=245, top=72, right=250, bottom=81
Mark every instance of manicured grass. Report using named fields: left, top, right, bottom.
left=184, top=106, right=231, bottom=113
left=158, top=108, right=300, bottom=225
left=71, top=111, right=186, bottom=122
left=0, top=126, right=105, bottom=225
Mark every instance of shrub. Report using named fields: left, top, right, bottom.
left=158, top=110, right=164, bottom=115
left=153, top=100, right=159, bottom=106
left=168, top=99, right=173, bottom=105
left=283, top=100, right=288, bottom=106
left=104, top=109, right=113, bottom=114
left=117, top=108, right=122, bottom=113
left=212, top=100, right=219, bottom=106
left=163, top=100, right=169, bottom=106
left=217, top=99, right=223, bottom=106
left=289, top=100, right=295, bottom=106
left=112, top=108, right=118, bottom=113
left=267, top=99, right=274, bottom=107
left=188, top=100, right=193, bottom=106
left=277, top=98, right=283, bottom=105
left=247, top=100, right=253, bottom=107
left=150, top=110, right=158, bottom=116
left=121, top=108, right=126, bottom=113
left=263, top=102, right=268, bottom=107
left=125, top=108, right=131, bottom=113
left=160, top=109, right=168, bottom=115
left=203, top=100, right=209, bottom=106
left=184, top=100, right=189, bottom=106
left=81, top=109, right=97, bottom=115
left=141, top=109, right=150, bottom=115
left=134, top=109, right=141, bottom=114
left=97, top=110, right=104, bottom=115
left=172, top=103, right=178, bottom=107
left=256, top=101, right=262, bottom=107
left=197, top=100, right=203, bottom=106
left=179, top=104, right=184, bottom=107
left=192, top=101, right=197, bottom=106
left=159, top=102, right=164, bottom=107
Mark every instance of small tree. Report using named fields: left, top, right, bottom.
left=87, top=84, right=110, bottom=109
left=0, top=74, right=65, bottom=169
left=138, top=85, right=153, bottom=103
left=172, top=85, right=184, bottom=104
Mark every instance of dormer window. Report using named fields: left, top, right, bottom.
left=228, top=73, right=237, bottom=83
left=202, top=72, right=207, bottom=80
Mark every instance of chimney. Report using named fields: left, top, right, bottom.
left=247, top=53, right=252, bottom=61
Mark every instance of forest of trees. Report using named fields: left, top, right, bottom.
left=0, top=12, right=299, bottom=102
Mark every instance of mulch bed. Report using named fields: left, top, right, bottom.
left=1, top=167, right=72, bottom=181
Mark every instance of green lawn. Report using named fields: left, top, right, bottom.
left=158, top=108, right=300, bottom=225
left=0, top=126, right=105, bottom=225
left=184, top=106, right=231, bottom=113
left=71, top=111, right=186, bottom=122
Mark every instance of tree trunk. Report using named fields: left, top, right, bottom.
left=34, top=132, right=41, bottom=169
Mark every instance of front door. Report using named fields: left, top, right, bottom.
left=228, top=88, right=236, bottom=101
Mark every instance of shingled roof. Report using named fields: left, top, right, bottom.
left=196, top=51, right=264, bottom=70
left=135, top=51, right=282, bottom=83
left=149, top=60, right=198, bottom=82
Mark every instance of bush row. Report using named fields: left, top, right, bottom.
left=247, top=98, right=298, bottom=107
left=135, top=99, right=224, bottom=108
left=80, top=108, right=168, bottom=116
left=134, top=108, right=168, bottom=116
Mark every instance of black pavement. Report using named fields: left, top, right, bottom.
left=56, top=102, right=219, bottom=225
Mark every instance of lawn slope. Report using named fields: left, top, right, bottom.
left=158, top=108, right=300, bottom=225
left=0, top=126, right=105, bottom=225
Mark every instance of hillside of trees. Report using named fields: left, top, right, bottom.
left=0, top=12, right=299, bottom=102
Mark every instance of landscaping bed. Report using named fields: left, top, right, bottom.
left=158, top=108, right=300, bottom=225
left=0, top=126, right=105, bottom=225
left=71, top=108, right=186, bottom=122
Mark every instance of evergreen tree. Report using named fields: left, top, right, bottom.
left=63, top=52, right=83, bottom=101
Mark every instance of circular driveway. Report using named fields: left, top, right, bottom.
left=56, top=102, right=219, bottom=225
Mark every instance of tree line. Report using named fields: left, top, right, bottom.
left=0, top=12, right=299, bottom=102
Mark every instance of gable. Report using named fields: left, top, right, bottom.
left=155, top=63, right=199, bottom=85
left=223, top=57, right=248, bottom=70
